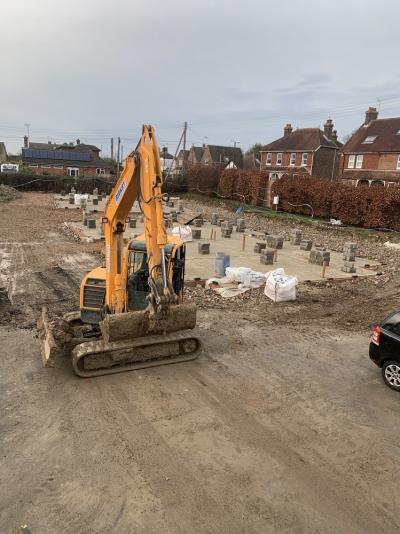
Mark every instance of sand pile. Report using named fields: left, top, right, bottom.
left=0, top=184, right=22, bottom=202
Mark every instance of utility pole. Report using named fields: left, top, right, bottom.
left=116, top=137, right=121, bottom=177
left=111, top=137, right=114, bottom=161
left=24, top=123, right=31, bottom=148
left=182, top=121, right=187, bottom=179
left=121, top=145, right=124, bottom=166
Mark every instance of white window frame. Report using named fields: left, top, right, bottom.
left=362, top=136, right=377, bottom=144
left=301, top=153, right=308, bottom=166
left=42, top=164, right=51, bottom=168
left=356, top=155, right=363, bottom=169
left=290, top=153, right=296, bottom=166
left=67, top=167, right=79, bottom=177
left=397, top=155, right=400, bottom=170
left=96, top=168, right=106, bottom=175
left=53, top=165, right=63, bottom=169
left=28, top=164, right=38, bottom=168
left=266, top=153, right=272, bottom=166
left=348, top=155, right=355, bottom=169
left=276, top=153, right=282, bottom=166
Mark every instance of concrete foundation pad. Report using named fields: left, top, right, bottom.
left=66, top=217, right=379, bottom=283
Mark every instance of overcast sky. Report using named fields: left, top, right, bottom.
left=1, top=0, right=400, bottom=156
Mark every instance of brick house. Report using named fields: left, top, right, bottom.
left=187, top=145, right=205, bottom=165
left=21, top=137, right=112, bottom=177
left=200, top=145, right=243, bottom=168
left=340, top=107, right=400, bottom=187
left=260, top=120, right=341, bottom=181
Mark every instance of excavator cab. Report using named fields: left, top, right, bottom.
left=127, top=240, right=186, bottom=311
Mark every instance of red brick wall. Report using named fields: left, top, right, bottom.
left=260, top=151, right=311, bottom=168
left=379, top=153, right=400, bottom=170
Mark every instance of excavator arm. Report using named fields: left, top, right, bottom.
left=103, top=124, right=173, bottom=314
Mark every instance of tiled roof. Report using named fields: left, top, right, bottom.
left=342, top=118, right=400, bottom=153
left=262, top=128, right=339, bottom=152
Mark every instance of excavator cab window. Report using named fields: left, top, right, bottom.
left=127, top=251, right=150, bottom=310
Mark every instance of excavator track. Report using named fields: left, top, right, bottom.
left=71, top=330, right=202, bottom=378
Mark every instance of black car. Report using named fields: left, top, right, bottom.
left=370, top=309, right=400, bottom=391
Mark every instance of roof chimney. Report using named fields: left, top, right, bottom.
left=365, top=106, right=378, bottom=125
left=331, top=129, right=338, bottom=143
left=284, top=123, right=293, bottom=137
left=324, top=119, right=333, bottom=139
left=76, top=138, right=80, bottom=145
left=23, top=135, right=28, bottom=148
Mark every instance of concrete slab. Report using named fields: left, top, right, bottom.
left=65, top=218, right=380, bottom=282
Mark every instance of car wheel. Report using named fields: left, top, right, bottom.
left=382, top=361, right=400, bottom=391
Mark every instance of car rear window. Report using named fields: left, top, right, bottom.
left=382, top=312, right=400, bottom=335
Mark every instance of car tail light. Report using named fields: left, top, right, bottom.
left=372, top=325, right=381, bottom=345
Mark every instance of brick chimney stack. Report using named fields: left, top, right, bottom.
left=76, top=139, right=81, bottom=145
left=284, top=123, right=293, bottom=137
left=324, top=119, right=333, bottom=139
left=331, top=129, right=338, bottom=143
left=23, top=135, right=29, bottom=148
left=365, top=106, right=378, bottom=125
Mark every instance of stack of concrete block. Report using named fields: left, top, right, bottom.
left=342, top=242, right=357, bottom=272
left=69, top=193, right=75, bottom=205
left=87, top=219, right=96, bottom=229
left=343, top=242, right=357, bottom=261
left=98, top=194, right=103, bottom=201
left=170, top=210, right=178, bottom=222
left=198, top=243, right=210, bottom=255
left=192, top=229, right=202, bottom=239
left=290, top=229, right=302, bottom=245
left=193, top=218, right=203, bottom=227
left=300, top=239, right=313, bottom=251
left=129, top=219, right=137, bottom=228
left=236, top=219, right=246, bottom=232
left=71, top=187, right=76, bottom=194
left=164, top=218, right=172, bottom=228
left=221, top=228, right=232, bottom=238
left=177, top=200, right=184, bottom=212
left=211, top=213, right=219, bottom=225
left=309, top=249, right=330, bottom=266
left=168, top=200, right=175, bottom=208
left=93, top=198, right=98, bottom=205
left=93, top=188, right=98, bottom=196
left=82, top=210, right=88, bottom=226
left=266, top=235, right=283, bottom=249
left=260, top=248, right=274, bottom=265
left=254, top=242, right=267, bottom=253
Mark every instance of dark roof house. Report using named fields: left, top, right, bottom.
left=201, top=145, right=243, bottom=168
left=187, top=145, right=205, bottom=165
left=340, top=107, right=400, bottom=186
left=260, top=120, right=341, bottom=180
left=21, top=137, right=111, bottom=176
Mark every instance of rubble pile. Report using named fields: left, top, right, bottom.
left=0, top=185, right=21, bottom=202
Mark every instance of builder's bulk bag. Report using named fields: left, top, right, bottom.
left=264, top=268, right=297, bottom=302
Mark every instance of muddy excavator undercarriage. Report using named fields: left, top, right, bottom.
left=38, top=125, right=201, bottom=377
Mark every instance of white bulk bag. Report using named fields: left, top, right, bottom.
left=264, top=268, right=297, bottom=302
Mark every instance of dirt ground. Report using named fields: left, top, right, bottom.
left=1, top=192, right=400, bottom=534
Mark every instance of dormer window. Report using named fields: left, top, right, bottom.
left=362, top=136, right=377, bottom=144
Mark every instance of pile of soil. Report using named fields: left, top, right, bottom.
left=0, top=184, right=21, bottom=202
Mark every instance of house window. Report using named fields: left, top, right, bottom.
left=356, top=155, right=363, bottom=169
left=28, top=164, right=38, bottom=168
left=397, top=155, right=400, bottom=170
left=42, top=164, right=51, bottom=168
left=290, top=153, right=296, bottom=166
left=301, top=153, right=308, bottom=166
left=67, top=167, right=79, bottom=177
left=96, top=168, right=105, bottom=175
left=362, top=136, right=377, bottom=144
left=53, top=165, right=63, bottom=169
left=266, top=153, right=272, bottom=165
left=276, top=153, right=282, bottom=165
left=348, top=155, right=355, bottom=169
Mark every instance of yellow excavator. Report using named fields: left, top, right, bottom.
left=38, top=125, right=201, bottom=377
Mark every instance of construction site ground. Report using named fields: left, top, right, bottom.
left=1, top=192, right=400, bottom=533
